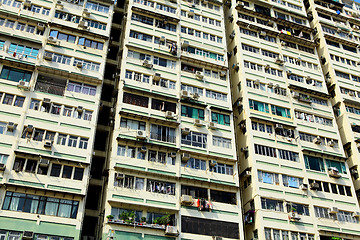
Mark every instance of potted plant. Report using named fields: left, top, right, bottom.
left=140, top=217, right=147, bottom=224
left=106, top=215, right=114, bottom=222
left=158, top=214, right=171, bottom=228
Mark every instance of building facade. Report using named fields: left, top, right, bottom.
left=226, top=0, right=360, bottom=239
left=305, top=0, right=360, bottom=205
left=0, top=0, right=113, bottom=239
left=99, top=0, right=244, bottom=239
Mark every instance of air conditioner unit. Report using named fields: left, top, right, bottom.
left=47, top=36, right=57, bottom=44
left=39, top=158, right=50, bottom=166
left=22, top=231, right=34, bottom=240
left=56, top=0, right=63, bottom=8
left=275, top=124, right=283, bottom=130
left=153, top=73, right=161, bottom=80
left=165, top=226, right=179, bottom=236
left=241, top=147, right=248, bottom=152
left=353, top=25, right=360, bottom=31
left=115, top=173, right=125, bottom=180
left=181, top=127, right=191, bottom=135
left=328, top=167, right=341, bottom=178
left=194, top=119, right=204, bottom=127
left=160, top=36, right=166, bottom=42
left=182, top=41, right=189, bottom=48
left=330, top=207, right=339, bottom=214
left=328, top=140, right=335, bottom=147
left=83, top=8, right=90, bottom=16
left=0, top=163, right=6, bottom=171
left=313, top=136, right=322, bottom=144
left=165, top=111, right=176, bottom=119
left=44, top=141, right=52, bottom=148
left=208, top=122, right=217, bottom=130
left=180, top=195, right=193, bottom=204
left=142, top=59, right=153, bottom=68
left=352, top=212, right=360, bottom=217
left=181, top=90, right=191, bottom=99
left=23, top=0, right=31, bottom=7
left=136, top=130, right=147, bottom=139
left=192, top=92, right=200, bottom=100
left=220, top=71, right=226, bottom=77
left=349, top=91, right=355, bottom=97
left=195, top=71, right=204, bottom=79
left=209, top=160, right=217, bottom=167
left=78, top=20, right=89, bottom=29
left=181, top=153, right=191, bottom=161
left=292, top=92, right=299, bottom=99
left=76, top=106, right=84, bottom=113
left=17, top=80, right=30, bottom=90
left=26, top=125, right=34, bottom=133
left=254, top=79, right=260, bottom=85
left=7, top=122, right=15, bottom=132
left=233, top=63, right=240, bottom=71
left=76, top=62, right=83, bottom=68
left=37, top=23, right=45, bottom=31
left=275, top=84, right=280, bottom=88
left=188, top=9, right=195, bottom=16
left=267, top=82, right=274, bottom=88
left=289, top=212, right=301, bottom=221
left=170, top=152, right=177, bottom=158
left=300, top=184, right=308, bottom=190
left=265, top=64, right=270, bottom=70
left=140, top=146, right=147, bottom=153
left=281, top=41, right=287, bottom=46
left=43, top=98, right=51, bottom=106
left=310, top=182, right=320, bottom=190
left=237, top=1, right=244, bottom=7
left=259, top=30, right=266, bottom=36
left=275, top=57, right=284, bottom=65
left=286, top=70, right=292, bottom=75
left=44, top=52, right=53, bottom=61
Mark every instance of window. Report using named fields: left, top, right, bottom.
left=304, top=155, right=325, bottom=172
left=0, top=66, right=32, bottom=82
left=181, top=131, right=207, bottom=148
left=181, top=105, right=204, bottom=120
left=278, top=149, right=299, bottom=162
left=78, top=37, right=104, bottom=50
left=181, top=216, right=239, bottom=239
left=181, top=185, right=208, bottom=199
left=338, top=210, right=359, bottom=223
left=62, top=166, right=73, bottom=179
left=79, top=138, right=88, bottom=149
left=211, top=112, right=230, bottom=126
left=249, top=99, right=269, bottom=113
left=147, top=179, right=175, bottom=195
left=213, top=136, right=231, bottom=148
left=73, top=59, right=100, bottom=72
left=57, top=134, right=67, bottom=145
left=210, top=163, right=233, bottom=175
left=84, top=19, right=107, bottom=30
left=183, top=158, right=206, bottom=170
left=283, top=175, right=303, bottom=188
left=2, top=191, right=79, bottom=219
left=150, top=124, right=176, bottom=143
left=206, top=90, right=227, bottom=101
left=314, top=206, right=330, bottom=219
left=120, top=118, right=146, bottom=130
left=261, top=198, right=284, bottom=211
left=117, top=145, right=126, bottom=156
left=0, top=154, right=8, bottom=164
left=50, top=164, right=61, bottom=177
left=258, top=170, right=279, bottom=184
left=325, top=159, right=346, bottom=174
left=254, top=144, right=277, bottom=157
left=123, top=92, right=148, bottom=108
left=68, top=136, right=78, bottom=147
left=151, top=99, right=176, bottom=113
left=67, top=81, right=97, bottom=96
left=210, top=190, right=236, bottom=204
left=49, top=30, right=76, bottom=43
left=286, top=203, right=309, bottom=216
left=8, top=43, right=39, bottom=59
left=85, top=1, right=109, bottom=13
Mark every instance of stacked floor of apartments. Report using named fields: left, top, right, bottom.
left=226, top=0, right=360, bottom=239
left=99, top=0, right=244, bottom=239
left=0, top=0, right=113, bottom=239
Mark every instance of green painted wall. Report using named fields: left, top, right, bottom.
left=0, top=216, right=80, bottom=240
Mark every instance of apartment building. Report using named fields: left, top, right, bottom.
left=99, top=0, right=244, bottom=239
left=0, top=0, right=113, bottom=239
left=305, top=0, right=360, bottom=206
left=226, top=0, right=360, bottom=239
